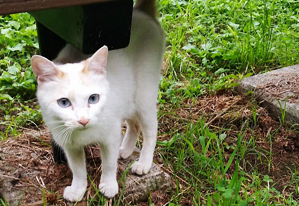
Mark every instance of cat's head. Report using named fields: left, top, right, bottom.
left=31, top=46, right=109, bottom=131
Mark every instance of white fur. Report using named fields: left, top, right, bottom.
left=32, top=10, right=164, bottom=201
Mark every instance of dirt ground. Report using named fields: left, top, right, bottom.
left=158, top=90, right=299, bottom=199
left=1, top=90, right=299, bottom=205
left=0, top=130, right=171, bottom=206
left=0, top=129, right=171, bottom=206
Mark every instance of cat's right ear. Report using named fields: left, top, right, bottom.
left=84, top=46, right=108, bottom=75
left=31, top=55, right=64, bottom=84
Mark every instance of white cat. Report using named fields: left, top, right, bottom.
left=31, top=0, right=164, bottom=202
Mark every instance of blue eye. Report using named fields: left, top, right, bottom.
left=57, top=98, right=71, bottom=108
left=88, top=94, right=99, bottom=104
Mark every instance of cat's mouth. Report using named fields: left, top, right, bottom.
left=65, top=121, right=91, bottom=130
left=76, top=125, right=90, bottom=130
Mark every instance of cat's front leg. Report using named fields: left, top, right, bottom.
left=99, top=142, right=120, bottom=198
left=63, top=146, right=87, bottom=202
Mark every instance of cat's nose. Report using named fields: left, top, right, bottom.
left=78, top=117, right=90, bottom=126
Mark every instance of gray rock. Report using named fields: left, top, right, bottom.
left=0, top=145, right=43, bottom=206
left=240, top=64, right=299, bottom=125
left=119, top=150, right=171, bottom=203
left=0, top=177, right=22, bottom=206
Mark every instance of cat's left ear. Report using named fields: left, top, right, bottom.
left=85, top=45, right=108, bottom=75
left=31, top=55, right=64, bottom=84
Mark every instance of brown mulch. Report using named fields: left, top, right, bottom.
left=1, top=131, right=74, bottom=205
left=0, top=129, right=171, bottom=206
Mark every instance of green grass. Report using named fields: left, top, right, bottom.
left=155, top=1, right=299, bottom=203
left=159, top=0, right=299, bottom=101
left=0, top=13, right=39, bottom=139
left=1, top=0, right=299, bottom=205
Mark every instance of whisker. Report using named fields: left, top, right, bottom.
left=50, top=125, right=67, bottom=132
left=66, top=128, right=74, bottom=147
left=46, top=120, right=66, bottom=125
left=62, top=128, right=71, bottom=147
left=61, top=127, right=74, bottom=147
left=53, top=127, right=70, bottom=145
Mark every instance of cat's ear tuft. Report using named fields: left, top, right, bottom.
left=85, top=45, right=108, bottom=75
left=31, top=55, right=64, bottom=84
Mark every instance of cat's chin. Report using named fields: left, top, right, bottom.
left=76, top=126, right=90, bottom=131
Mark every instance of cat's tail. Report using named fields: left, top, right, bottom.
left=134, top=0, right=157, bottom=18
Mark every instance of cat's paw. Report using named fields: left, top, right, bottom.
left=63, top=186, right=86, bottom=202
left=131, top=161, right=152, bottom=175
left=99, top=181, right=119, bottom=198
left=119, top=147, right=133, bottom=159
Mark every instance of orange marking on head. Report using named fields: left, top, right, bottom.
left=82, top=59, right=90, bottom=74
left=56, top=69, right=66, bottom=79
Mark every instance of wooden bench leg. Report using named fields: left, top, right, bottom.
left=36, top=21, right=67, bottom=164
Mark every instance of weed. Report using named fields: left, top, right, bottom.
left=278, top=99, right=287, bottom=125
left=0, top=13, right=38, bottom=99
left=0, top=199, right=7, bottom=206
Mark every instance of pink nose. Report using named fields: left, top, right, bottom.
left=78, top=118, right=90, bottom=126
